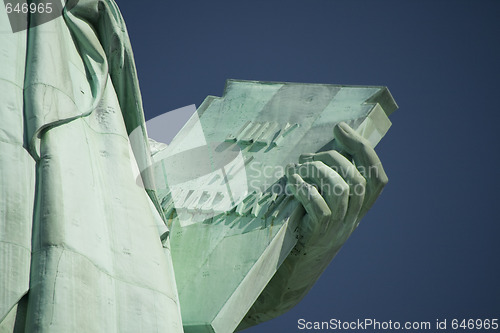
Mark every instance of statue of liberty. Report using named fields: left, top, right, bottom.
left=0, top=1, right=392, bottom=332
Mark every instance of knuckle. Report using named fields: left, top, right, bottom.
left=339, top=179, right=350, bottom=192
left=324, top=150, right=342, bottom=161
left=349, top=136, right=370, bottom=154
left=377, top=173, right=389, bottom=187
left=353, top=174, right=367, bottom=187
left=333, top=181, right=349, bottom=197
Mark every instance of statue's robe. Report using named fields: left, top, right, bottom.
left=0, top=1, right=183, bottom=331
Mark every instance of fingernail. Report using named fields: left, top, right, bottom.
left=299, top=153, right=314, bottom=163
left=338, top=122, right=351, bottom=133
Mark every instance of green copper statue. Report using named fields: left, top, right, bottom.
left=0, top=1, right=396, bottom=332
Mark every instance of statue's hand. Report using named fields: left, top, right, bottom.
left=285, top=122, right=388, bottom=249
left=236, top=123, right=388, bottom=329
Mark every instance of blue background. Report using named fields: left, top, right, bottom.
left=118, top=1, right=500, bottom=331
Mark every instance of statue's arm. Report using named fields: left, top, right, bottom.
left=237, top=122, right=388, bottom=329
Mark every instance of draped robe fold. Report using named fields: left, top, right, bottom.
left=0, top=1, right=183, bottom=331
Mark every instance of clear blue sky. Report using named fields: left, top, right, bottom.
left=117, top=1, right=500, bottom=331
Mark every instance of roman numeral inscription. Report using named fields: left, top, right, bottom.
left=225, top=121, right=299, bottom=147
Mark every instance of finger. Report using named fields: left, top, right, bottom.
left=304, top=151, right=366, bottom=226
left=289, top=161, right=349, bottom=222
left=285, top=167, right=331, bottom=232
left=334, top=122, right=388, bottom=215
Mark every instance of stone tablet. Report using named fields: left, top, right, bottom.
left=152, top=79, right=397, bottom=333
